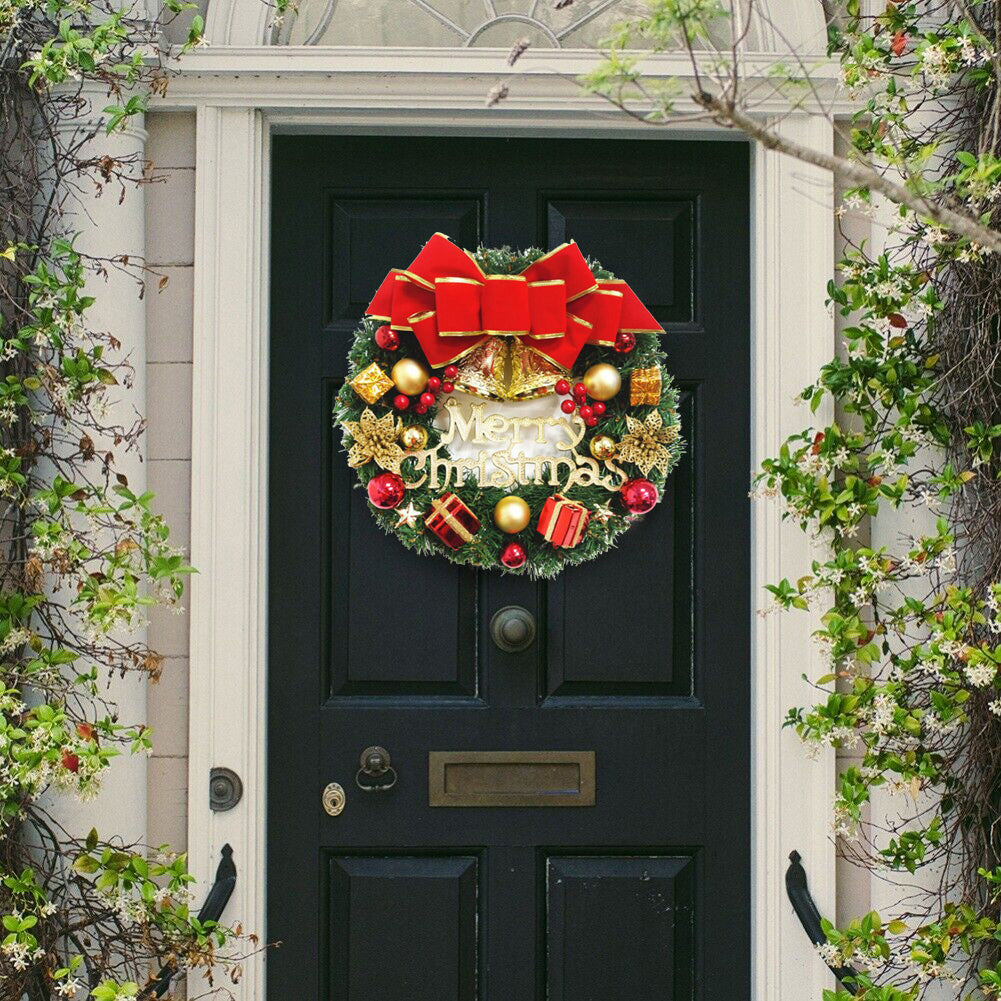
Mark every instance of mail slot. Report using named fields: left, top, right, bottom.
left=428, top=751, right=595, bottom=807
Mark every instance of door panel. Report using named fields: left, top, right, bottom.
left=327, top=855, right=479, bottom=1001
left=269, top=135, right=750, bottom=1000
left=546, top=197, right=695, bottom=322
left=546, top=854, right=696, bottom=1001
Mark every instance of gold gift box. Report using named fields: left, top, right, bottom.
left=350, top=362, right=395, bottom=405
left=629, top=366, right=661, bottom=406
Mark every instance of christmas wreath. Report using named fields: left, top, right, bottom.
left=334, top=233, right=684, bottom=578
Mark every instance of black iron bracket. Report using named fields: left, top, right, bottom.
left=786, top=849, right=858, bottom=988
left=139, top=843, right=237, bottom=999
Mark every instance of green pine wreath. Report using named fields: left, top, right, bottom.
left=334, top=245, right=684, bottom=578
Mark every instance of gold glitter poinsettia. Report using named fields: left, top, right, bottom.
left=343, top=408, right=406, bottom=474
left=616, top=410, right=679, bottom=477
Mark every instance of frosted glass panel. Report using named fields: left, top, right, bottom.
left=271, top=0, right=759, bottom=49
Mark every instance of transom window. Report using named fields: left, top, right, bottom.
left=270, top=0, right=757, bottom=49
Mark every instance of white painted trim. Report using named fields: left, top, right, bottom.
left=189, top=105, right=269, bottom=1001
left=157, top=45, right=851, bottom=113
left=751, top=114, right=836, bottom=999
left=188, top=104, right=835, bottom=1001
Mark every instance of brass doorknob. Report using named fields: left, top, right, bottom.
left=490, top=605, right=536, bottom=653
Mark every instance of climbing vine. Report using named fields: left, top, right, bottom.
left=0, top=4, right=250, bottom=1001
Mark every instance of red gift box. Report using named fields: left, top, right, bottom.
left=537, top=495, right=590, bottom=549
left=425, top=492, right=481, bottom=550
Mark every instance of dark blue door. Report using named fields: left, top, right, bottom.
left=268, top=135, right=750, bottom=1000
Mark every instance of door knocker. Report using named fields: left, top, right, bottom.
left=356, top=745, right=398, bottom=792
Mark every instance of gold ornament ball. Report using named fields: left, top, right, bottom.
left=589, top=434, right=617, bottom=460
left=493, top=495, right=531, bottom=534
left=583, top=363, right=622, bottom=401
left=391, top=357, right=430, bottom=396
left=399, top=425, right=428, bottom=451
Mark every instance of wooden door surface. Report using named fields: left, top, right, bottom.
left=268, top=134, right=750, bottom=1000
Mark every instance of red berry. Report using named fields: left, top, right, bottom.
left=555, top=379, right=571, bottom=396
left=578, top=405, right=593, bottom=420
left=444, top=365, right=458, bottom=379
left=374, top=325, right=400, bottom=351
left=592, top=401, right=606, bottom=416
left=393, top=394, right=409, bottom=411
left=573, top=382, right=587, bottom=399
left=584, top=415, right=598, bottom=428
left=427, top=376, right=442, bottom=393
left=442, top=381, right=455, bottom=394
left=500, top=541, right=527, bottom=570
left=614, top=331, right=636, bottom=354
left=414, top=403, right=428, bottom=415
left=560, top=399, right=576, bottom=414
left=419, top=392, right=435, bottom=409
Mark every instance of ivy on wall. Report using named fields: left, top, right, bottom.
left=0, top=5, right=250, bottom=1001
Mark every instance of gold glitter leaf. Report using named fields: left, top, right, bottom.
left=343, top=408, right=406, bottom=474
left=616, top=410, right=679, bottom=477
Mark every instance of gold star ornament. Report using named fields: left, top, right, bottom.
left=394, top=502, right=424, bottom=529
left=616, top=410, right=679, bottom=477
left=594, top=503, right=615, bottom=524
left=342, top=408, right=406, bottom=474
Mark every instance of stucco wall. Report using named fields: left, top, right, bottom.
left=145, top=112, right=195, bottom=851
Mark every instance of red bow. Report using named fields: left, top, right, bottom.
left=365, top=233, right=663, bottom=370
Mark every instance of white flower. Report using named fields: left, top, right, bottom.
left=960, top=36, right=978, bottom=65
left=989, top=698, right=1001, bottom=717
left=816, top=942, right=841, bottom=966
left=55, top=978, right=81, bottom=998
left=965, top=662, right=996, bottom=688
left=855, top=952, right=884, bottom=973
left=2, top=939, right=30, bottom=970
left=936, top=550, right=957, bottom=574
left=0, top=627, right=31, bottom=654
left=870, top=694, right=896, bottom=733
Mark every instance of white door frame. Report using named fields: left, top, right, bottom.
left=183, top=82, right=837, bottom=1001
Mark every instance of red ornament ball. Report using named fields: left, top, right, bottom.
left=374, top=325, right=400, bottom=351
left=367, top=472, right=406, bottom=509
left=578, top=405, right=593, bottom=420
left=442, top=381, right=455, bottom=394
left=620, top=478, right=659, bottom=515
left=614, top=331, right=637, bottom=354
left=573, top=382, right=588, bottom=400
left=393, top=394, right=410, bottom=411
left=560, top=399, right=576, bottom=414
left=419, top=391, right=436, bottom=409
left=427, top=376, right=442, bottom=393
left=500, top=541, right=527, bottom=569
left=444, top=365, right=459, bottom=379
left=592, top=401, right=606, bottom=416
left=555, top=378, right=571, bottom=396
